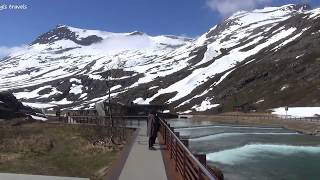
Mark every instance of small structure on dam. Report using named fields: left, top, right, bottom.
left=95, top=100, right=167, bottom=117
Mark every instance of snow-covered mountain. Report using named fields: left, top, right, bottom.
left=1, top=4, right=320, bottom=113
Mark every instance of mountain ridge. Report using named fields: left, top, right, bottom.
left=1, top=4, right=320, bottom=113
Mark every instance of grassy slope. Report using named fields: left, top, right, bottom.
left=0, top=122, right=127, bottom=179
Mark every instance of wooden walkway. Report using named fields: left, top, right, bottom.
left=118, top=124, right=167, bottom=180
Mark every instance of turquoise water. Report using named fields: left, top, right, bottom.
left=168, top=119, right=320, bottom=180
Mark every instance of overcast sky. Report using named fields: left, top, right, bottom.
left=0, top=0, right=319, bottom=57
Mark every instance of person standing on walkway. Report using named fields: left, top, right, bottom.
left=147, top=110, right=160, bottom=150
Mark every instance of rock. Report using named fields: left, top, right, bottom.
left=0, top=92, right=40, bottom=119
left=31, top=25, right=103, bottom=46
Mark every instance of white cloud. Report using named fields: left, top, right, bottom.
left=80, top=34, right=153, bottom=54
left=97, top=34, right=153, bottom=52
left=0, top=45, right=28, bottom=58
left=206, top=0, right=272, bottom=17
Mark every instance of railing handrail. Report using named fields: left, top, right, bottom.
left=66, top=115, right=148, bottom=118
left=159, top=118, right=218, bottom=180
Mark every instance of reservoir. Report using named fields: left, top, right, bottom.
left=168, top=119, right=320, bottom=180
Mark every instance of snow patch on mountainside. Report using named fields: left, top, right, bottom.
left=0, top=26, right=192, bottom=92
left=14, top=86, right=53, bottom=99
left=69, top=84, right=83, bottom=94
left=30, top=115, right=48, bottom=121
left=192, top=99, right=219, bottom=112
left=1, top=4, right=318, bottom=111
left=144, top=26, right=298, bottom=104
left=22, top=102, right=57, bottom=109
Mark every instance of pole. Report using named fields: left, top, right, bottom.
left=106, top=76, right=113, bottom=127
left=109, top=86, right=113, bottom=127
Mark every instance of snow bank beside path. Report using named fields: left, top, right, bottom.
left=271, top=107, right=320, bottom=117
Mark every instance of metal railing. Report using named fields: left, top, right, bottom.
left=59, top=115, right=129, bottom=141
left=60, top=115, right=146, bottom=127
left=58, top=115, right=147, bottom=141
left=159, top=118, right=219, bottom=180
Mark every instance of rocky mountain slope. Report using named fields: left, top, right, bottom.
left=0, top=92, right=42, bottom=119
left=0, top=4, right=320, bottom=113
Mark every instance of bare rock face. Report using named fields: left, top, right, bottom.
left=0, top=92, right=38, bottom=119
left=0, top=92, right=24, bottom=118
left=31, top=25, right=103, bottom=46
left=0, top=92, right=24, bottom=110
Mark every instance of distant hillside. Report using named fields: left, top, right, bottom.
left=0, top=4, right=319, bottom=113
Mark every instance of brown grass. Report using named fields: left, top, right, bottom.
left=0, top=121, right=133, bottom=179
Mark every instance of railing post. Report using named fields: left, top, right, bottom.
left=165, top=123, right=170, bottom=144
left=194, top=154, right=207, bottom=167
left=181, top=137, right=189, bottom=180
left=198, top=167, right=204, bottom=180
left=163, top=123, right=166, bottom=144
left=195, top=154, right=207, bottom=180
left=174, top=132, right=180, bottom=138
left=170, top=126, right=174, bottom=159
left=181, top=137, right=189, bottom=147
left=174, top=132, right=180, bottom=171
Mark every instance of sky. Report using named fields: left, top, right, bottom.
left=0, top=0, right=319, bottom=57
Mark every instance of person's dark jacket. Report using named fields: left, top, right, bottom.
left=147, top=113, right=161, bottom=137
